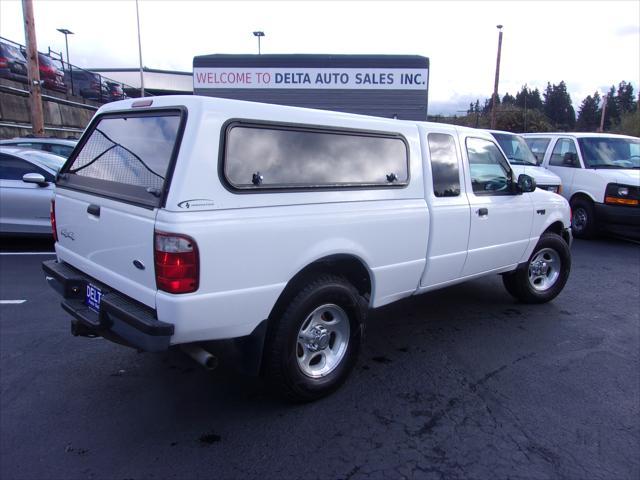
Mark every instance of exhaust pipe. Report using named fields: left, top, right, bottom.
left=181, top=344, right=218, bottom=370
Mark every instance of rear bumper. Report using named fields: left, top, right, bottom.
left=594, top=203, right=640, bottom=240
left=42, top=259, right=173, bottom=352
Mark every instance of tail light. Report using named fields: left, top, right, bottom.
left=0, top=57, right=8, bottom=68
left=154, top=232, right=199, bottom=294
left=50, top=199, right=58, bottom=242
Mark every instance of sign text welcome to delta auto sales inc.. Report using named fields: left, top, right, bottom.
left=193, top=68, right=428, bottom=90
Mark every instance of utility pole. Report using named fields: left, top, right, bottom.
left=135, top=0, right=145, bottom=97
left=22, top=0, right=44, bottom=136
left=599, top=93, right=608, bottom=132
left=490, top=24, right=504, bottom=130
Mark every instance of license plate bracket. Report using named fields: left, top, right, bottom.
left=85, top=283, right=103, bottom=313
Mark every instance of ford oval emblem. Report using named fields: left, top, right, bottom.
left=133, top=260, right=145, bottom=270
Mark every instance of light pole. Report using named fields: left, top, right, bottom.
left=135, top=0, right=145, bottom=97
left=490, top=24, right=504, bottom=129
left=56, top=28, right=74, bottom=95
left=253, top=31, right=265, bottom=54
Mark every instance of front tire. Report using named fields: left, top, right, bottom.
left=264, top=275, right=365, bottom=402
left=571, top=198, right=596, bottom=239
left=502, top=233, right=571, bottom=304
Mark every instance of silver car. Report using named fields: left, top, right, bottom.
left=0, top=147, right=66, bottom=236
left=0, top=137, right=77, bottom=158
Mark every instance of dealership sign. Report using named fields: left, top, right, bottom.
left=193, top=68, right=428, bottom=90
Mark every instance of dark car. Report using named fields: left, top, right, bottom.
left=67, top=69, right=109, bottom=101
left=105, top=81, right=126, bottom=102
left=37, top=53, right=67, bottom=93
left=0, top=41, right=28, bottom=83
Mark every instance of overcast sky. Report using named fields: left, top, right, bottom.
left=1, top=0, right=638, bottom=114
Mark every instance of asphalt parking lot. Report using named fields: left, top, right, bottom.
left=0, top=236, right=638, bottom=480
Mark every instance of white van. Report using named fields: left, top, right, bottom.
left=488, top=130, right=562, bottom=194
left=523, top=133, right=639, bottom=239
left=43, top=96, right=572, bottom=401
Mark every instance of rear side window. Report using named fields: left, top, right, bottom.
left=60, top=111, right=183, bottom=207
left=427, top=133, right=460, bottom=197
left=223, top=123, right=408, bottom=189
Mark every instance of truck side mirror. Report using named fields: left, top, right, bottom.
left=517, top=174, right=536, bottom=193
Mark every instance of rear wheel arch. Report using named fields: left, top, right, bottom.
left=268, top=254, right=373, bottom=323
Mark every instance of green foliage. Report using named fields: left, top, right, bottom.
left=543, top=81, right=576, bottom=130
left=576, top=92, right=601, bottom=132
left=612, top=110, right=640, bottom=137
left=444, top=80, right=637, bottom=135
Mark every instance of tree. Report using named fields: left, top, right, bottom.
left=576, top=92, right=601, bottom=132
left=603, top=85, right=621, bottom=130
left=502, top=92, right=516, bottom=105
left=515, top=85, right=543, bottom=111
left=616, top=81, right=636, bottom=113
left=543, top=81, right=576, bottom=130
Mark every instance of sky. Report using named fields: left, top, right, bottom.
left=1, top=0, right=639, bottom=115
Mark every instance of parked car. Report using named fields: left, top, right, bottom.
left=0, top=137, right=77, bottom=158
left=43, top=96, right=572, bottom=401
left=0, top=146, right=65, bottom=236
left=66, top=69, right=109, bottom=101
left=488, top=130, right=562, bottom=193
left=523, top=133, right=640, bottom=239
left=105, top=81, right=126, bottom=102
left=36, top=52, right=66, bottom=93
left=0, top=41, right=28, bottom=83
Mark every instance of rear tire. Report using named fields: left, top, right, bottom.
left=502, top=233, right=571, bottom=304
left=264, top=275, right=365, bottom=402
left=571, top=198, right=596, bottom=239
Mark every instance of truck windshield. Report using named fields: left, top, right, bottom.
left=578, top=137, right=640, bottom=169
left=60, top=111, right=182, bottom=207
left=491, top=133, right=538, bottom=166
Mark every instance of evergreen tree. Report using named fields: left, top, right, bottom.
left=616, top=81, right=636, bottom=113
left=515, top=85, right=543, bottom=111
left=604, top=85, right=621, bottom=130
left=543, top=81, right=576, bottom=130
left=576, top=92, right=601, bottom=132
left=502, top=93, right=516, bottom=105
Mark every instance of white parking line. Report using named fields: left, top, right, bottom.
left=0, top=252, right=55, bottom=255
left=0, top=300, right=27, bottom=304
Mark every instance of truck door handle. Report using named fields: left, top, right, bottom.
left=477, top=208, right=489, bottom=217
left=87, top=204, right=100, bottom=217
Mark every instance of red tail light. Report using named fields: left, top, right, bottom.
left=50, top=199, right=58, bottom=242
left=0, top=57, right=8, bottom=68
left=154, top=232, right=199, bottom=294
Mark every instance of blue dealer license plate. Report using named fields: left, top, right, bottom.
left=85, top=283, right=102, bottom=313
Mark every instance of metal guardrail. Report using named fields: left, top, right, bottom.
left=0, top=83, right=98, bottom=110
left=0, top=121, right=84, bottom=134
left=0, top=35, right=142, bottom=104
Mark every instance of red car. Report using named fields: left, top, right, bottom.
left=21, top=48, right=67, bottom=93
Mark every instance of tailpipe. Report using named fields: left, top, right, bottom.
left=181, top=344, right=218, bottom=370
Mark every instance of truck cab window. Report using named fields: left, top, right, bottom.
left=427, top=133, right=460, bottom=197
left=549, top=138, right=579, bottom=167
left=466, top=137, right=512, bottom=195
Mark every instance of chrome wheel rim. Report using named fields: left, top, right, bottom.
left=296, top=304, right=350, bottom=378
left=573, top=207, right=588, bottom=232
left=528, top=248, right=561, bottom=292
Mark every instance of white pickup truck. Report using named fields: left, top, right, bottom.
left=43, top=96, right=572, bottom=401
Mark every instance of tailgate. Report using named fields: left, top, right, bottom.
left=54, top=108, right=185, bottom=308
left=55, top=189, right=158, bottom=307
